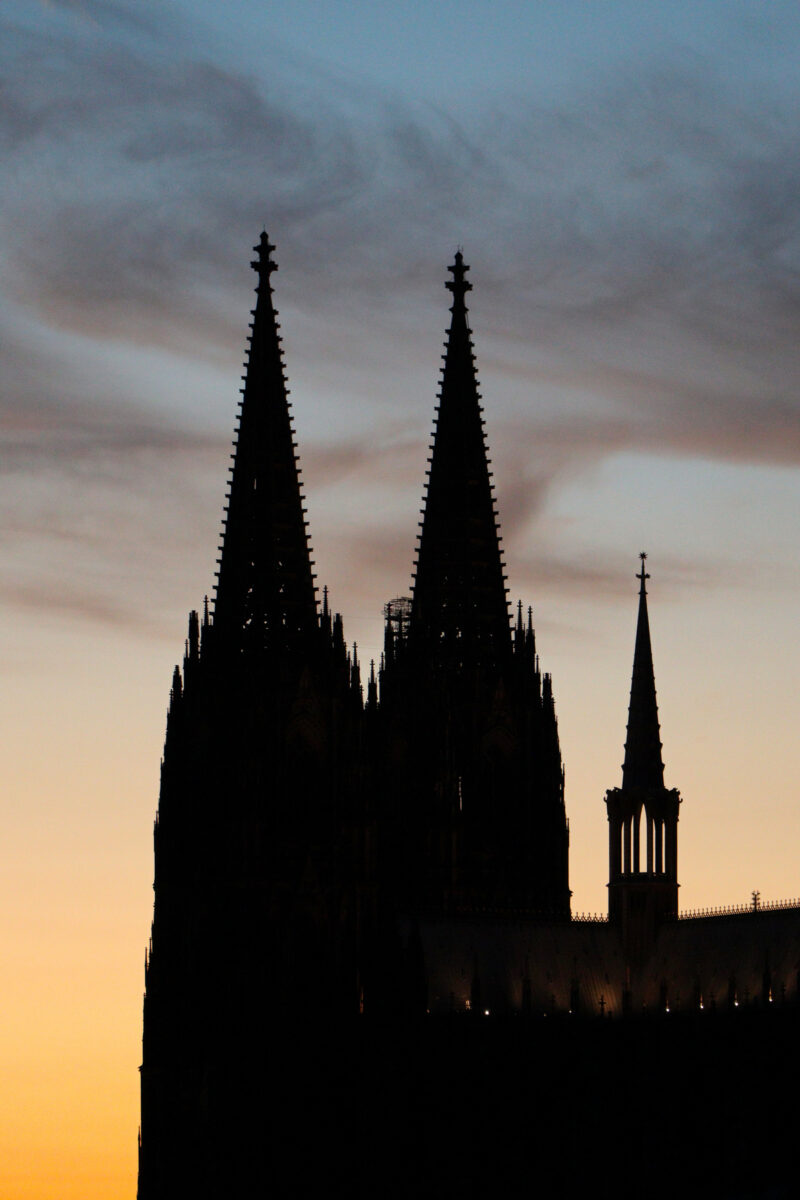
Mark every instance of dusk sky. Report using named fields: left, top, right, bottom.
left=4, top=1, right=800, bottom=1195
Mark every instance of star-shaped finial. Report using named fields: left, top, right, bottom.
left=637, top=551, right=650, bottom=592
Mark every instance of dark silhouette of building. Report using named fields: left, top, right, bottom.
left=606, top=554, right=680, bottom=941
left=372, top=251, right=569, bottom=946
left=138, top=235, right=800, bottom=1199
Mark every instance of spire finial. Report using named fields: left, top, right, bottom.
left=251, top=231, right=278, bottom=280
left=637, top=551, right=650, bottom=594
left=445, top=249, right=472, bottom=312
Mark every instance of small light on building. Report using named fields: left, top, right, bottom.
left=484, top=1009, right=490, bottom=1017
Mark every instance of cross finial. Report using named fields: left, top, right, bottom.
left=637, top=551, right=650, bottom=594
left=445, top=249, right=472, bottom=309
left=251, top=230, right=278, bottom=279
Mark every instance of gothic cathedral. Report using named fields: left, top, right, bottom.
left=137, top=235, right=800, bottom=1199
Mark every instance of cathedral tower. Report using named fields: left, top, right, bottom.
left=137, top=235, right=361, bottom=1199
left=139, top=241, right=576, bottom=1189
left=376, top=252, right=570, bottom=919
left=606, top=555, right=681, bottom=950
left=135, top=236, right=800, bottom=1200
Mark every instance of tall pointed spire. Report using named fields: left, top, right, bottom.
left=213, top=233, right=317, bottom=652
left=606, top=554, right=680, bottom=931
left=622, top=554, right=665, bottom=791
left=410, top=251, right=510, bottom=661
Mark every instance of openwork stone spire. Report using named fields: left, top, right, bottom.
left=213, top=232, right=317, bottom=652
left=622, top=553, right=665, bottom=791
left=410, top=251, right=510, bottom=662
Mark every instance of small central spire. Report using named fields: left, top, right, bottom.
left=622, top=553, right=664, bottom=791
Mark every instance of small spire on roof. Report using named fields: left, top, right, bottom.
left=622, top=553, right=664, bottom=791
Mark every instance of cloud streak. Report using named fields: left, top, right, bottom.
left=2, top=1, right=800, bottom=644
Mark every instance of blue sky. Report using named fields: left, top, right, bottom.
left=4, top=9, right=800, bottom=1188
left=3, top=0, right=800, bottom=935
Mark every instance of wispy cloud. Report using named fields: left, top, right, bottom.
left=0, top=577, right=162, bottom=632
left=2, top=2, right=800, bottom=639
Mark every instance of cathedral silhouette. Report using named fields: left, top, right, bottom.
left=137, top=235, right=800, bottom=1199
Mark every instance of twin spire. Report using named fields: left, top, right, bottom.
left=410, top=251, right=510, bottom=662
left=213, top=237, right=512, bottom=673
left=213, top=233, right=318, bottom=653
left=212, top=236, right=663, bottom=765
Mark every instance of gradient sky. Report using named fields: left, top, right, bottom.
left=3, top=2, right=800, bottom=1195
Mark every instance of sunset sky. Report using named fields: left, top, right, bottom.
left=3, top=1, right=800, bottom=1195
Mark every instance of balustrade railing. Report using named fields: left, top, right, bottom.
left=678, top=897, right=800, bottom=920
